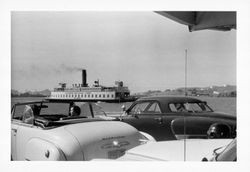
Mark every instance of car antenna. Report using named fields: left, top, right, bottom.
left=184, top=49, right=188, bottom=161
left=185, top=49, right=188, bottom=97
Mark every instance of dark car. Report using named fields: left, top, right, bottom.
left=119, top=96, right=236, bottom=141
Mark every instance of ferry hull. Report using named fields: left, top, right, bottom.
left=46, top=97, right=138, bottom=103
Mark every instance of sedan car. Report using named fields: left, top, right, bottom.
left=118, top=96, right=236, bottom=141
left=11, top=100, right=149, bottom=161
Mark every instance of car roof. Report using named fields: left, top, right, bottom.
left=137, top=96, right=204, bottom=104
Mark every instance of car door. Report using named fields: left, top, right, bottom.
left=11, top=104, right=23, bottom=160
left=168, top=102, right=213, bottom=139
left=11, top=121, right=19, bottom=160
left=121, top=101, right=172, bottom=141
left=11, top=104, right=36, bottom=160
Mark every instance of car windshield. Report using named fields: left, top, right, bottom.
left=11, top=101, right=112, bottom=128
left=169, top=102, right=213, bottom=112
left=40, top=103, right=69, bottom=115
left=12, top=101, right=111, bottom=120
left=12, top=102, right=70, bottom=119
left=40, top=102, right=108, bottom=117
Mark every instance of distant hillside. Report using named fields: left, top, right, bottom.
left=133, top=85, right=236, bottom=97
left=12, top=85, right=236, bottom=98
left=11, top=89, right=51, bottom=97
left=32, top=89, right=51, bottom=96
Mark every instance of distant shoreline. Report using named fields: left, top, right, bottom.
left=11, top=94, right=47, bottom=98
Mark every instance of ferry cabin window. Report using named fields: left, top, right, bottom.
left=92, top=94, right=94, bottom=98
left=95, top=94, right=97, bottom=98
left=107, top=94, right=109, bottom=98
left=103, top=94, right=105, bottom=98
left=99, top=95, right=101, bottom=98
left=111, top=95, right=114, bottom=98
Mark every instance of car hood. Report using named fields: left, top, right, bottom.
left=117, top=139, right=232, bottom=161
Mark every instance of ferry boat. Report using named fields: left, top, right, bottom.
left=48, top=69, right=137, bottom=102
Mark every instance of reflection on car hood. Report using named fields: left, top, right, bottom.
left=118, top=139, right=232, bottom=161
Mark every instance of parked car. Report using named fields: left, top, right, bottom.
left=118, top=96, right=236, bottom=141
left=202, top=138, right=236, bottom=161
left=93, top=139, right=233, bottom=161
left=11, top=100, right=150, bottom=161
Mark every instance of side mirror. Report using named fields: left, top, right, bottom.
left=121, top=105, right=126, bottom=111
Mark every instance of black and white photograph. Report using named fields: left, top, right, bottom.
left=1, top=0, right=250, bottom=171
left=11, top=11, right=236, bottom=161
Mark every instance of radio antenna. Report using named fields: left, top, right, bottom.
left=185, top=49, right=188, bottom=96
left=184, top=49, right=187, bottom=161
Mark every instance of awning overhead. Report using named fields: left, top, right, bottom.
left=156, top=11, right=236, bottom=32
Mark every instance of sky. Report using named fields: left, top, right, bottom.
left=11, top=11, right=236, bottom=93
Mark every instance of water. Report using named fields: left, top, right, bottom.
left=11, top=96, right=236, bottom=116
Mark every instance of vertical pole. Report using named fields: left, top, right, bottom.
left=184, top=49, right=187, bottom=161
left=185, top=49, right=187, bottom=96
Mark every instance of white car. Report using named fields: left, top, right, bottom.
left=202, top=138, right=236, bottom=161
left=114, top=139, right=233, bottom=161
left=11, top=100, right=150, bottom=161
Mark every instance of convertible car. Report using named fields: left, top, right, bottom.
left=118, top=96, right=236, bottom=141
left=11, top=100, right=151, bottom=161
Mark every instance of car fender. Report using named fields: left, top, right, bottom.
left=25, top=138, right=66, bottom=161
left=139, top=131, right=156, bottom=142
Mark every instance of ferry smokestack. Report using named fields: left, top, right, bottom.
left=82, top=69, right=87, bottom=87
